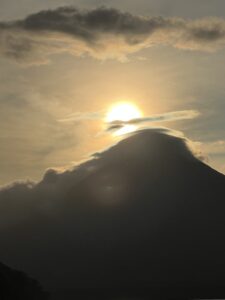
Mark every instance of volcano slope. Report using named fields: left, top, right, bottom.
left=0, top=129, right=225, bottom=299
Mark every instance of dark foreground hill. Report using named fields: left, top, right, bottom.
left=0, top=129, right=225, bottom=299
left=0, top=262, right=48, bottom=299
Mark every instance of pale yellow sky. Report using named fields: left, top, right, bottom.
left=0, top=1, right=225, bottom=185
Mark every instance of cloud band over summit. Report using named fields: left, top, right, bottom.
left=58, top=109, right=200, bottom=134
left=1, top=7, right=225, bottom=64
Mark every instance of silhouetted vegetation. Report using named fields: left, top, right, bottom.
left=0, top=262, right=49, bottom=299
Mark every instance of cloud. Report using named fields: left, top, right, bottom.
left=0, top=128, right=224, bottom=296
left=58, top=109, right=200, bottom=136
left=59, top=109, right=199, bottom=124
left=197, top=139, right=225, bottom=171
left=1, top=7, right=225, bottom=64
left=107, top=109, right=200, bottom=130
left=58, top=110, right=104, bottom=123
left=202, top=139, right=225, bottom=155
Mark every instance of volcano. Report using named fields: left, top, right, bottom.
left=0, top=129, right=225, bottom=299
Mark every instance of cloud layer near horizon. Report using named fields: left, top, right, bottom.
left=1, top=7, right=225, bottom=64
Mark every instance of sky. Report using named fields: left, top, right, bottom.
left=1, top=0, right=225, bottom=185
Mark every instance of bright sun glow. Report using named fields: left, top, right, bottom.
left=106, top=103, right=142, bottom=136
left=106, top=103, right=142, bottom=123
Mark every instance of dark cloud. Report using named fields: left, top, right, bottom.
left=106, top=123, right=124, bottom=132
left=1, top=7, right=225, bottom=64
left=0, top=129, right=225, bottom=298
left=18, top=6, right=177, bottom=42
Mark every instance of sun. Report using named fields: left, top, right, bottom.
left=106, top=103, right=142, bottom=123
left=106, top=102, right=142, bottom=136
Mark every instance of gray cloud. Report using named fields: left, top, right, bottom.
left=1, top=7, right=225, bottom=64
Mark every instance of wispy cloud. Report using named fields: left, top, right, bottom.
left=1, top=7, right=225, bottom=64
left=109, top=110, right=200, bottom=125
left=106, top=110, right=200, bottom=132
left=200, top=139, right=225, bottom=155
left=58, top=111, right=104, bottom=123
left=58, top=109, right=200, bottom=134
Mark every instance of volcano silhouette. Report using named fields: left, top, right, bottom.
left=0, top=129, right=225, bottom=299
